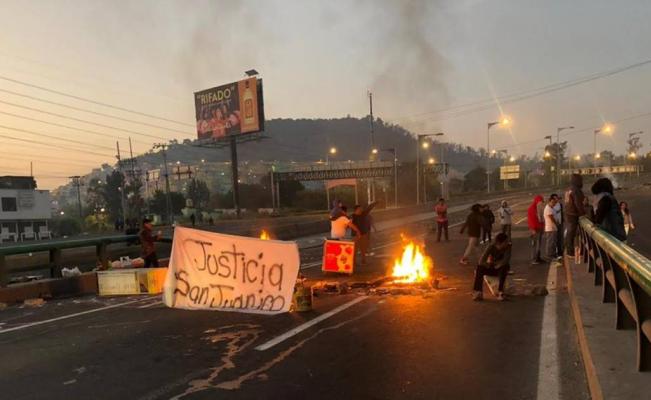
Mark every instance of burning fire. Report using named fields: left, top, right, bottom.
left=259, top=230, right=270, bottom=240
left=391, top=241, right=431, bottom=283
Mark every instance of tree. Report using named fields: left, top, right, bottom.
left=103, top=171, right=125, bottom=221
left=148, top=190, right=185, bottom=219
left=463, top=167, right=487, bottom=192
left=187, top=179, right=210, bottom=209
left=278, top=180, right=305, bottom=207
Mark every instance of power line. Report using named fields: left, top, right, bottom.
left=0, top=124, right=116, bottom=151
left=0, top=110, right=151, bottom=146
left=0, top=132, right=115, bottom=158
left=0, top=88, right=195, bottom=136
left=0, top=99, right=170, bottom=141
left=0, top=75, right=195, bottom=128
left=387, top=57, right=651, bottom=124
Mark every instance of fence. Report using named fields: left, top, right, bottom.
left=578, top=216, right=651, bottom=371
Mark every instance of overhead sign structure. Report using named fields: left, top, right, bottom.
left=274, top=162, right=394, bottom=182
left=500, top=165, right=520, bottom=180
left=561, top=165, right=641, bottom=176
left=195, top=77, right=264, bottom=140
left=163, top=227, right=300, bottom=314
left=422, top=163, right=449, bottom=175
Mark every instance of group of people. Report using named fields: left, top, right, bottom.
left=528, top=174, right=634, bottom=265
left=329, top=199, right=378, bottom=265
left=459, top=173, right=634, bottom=302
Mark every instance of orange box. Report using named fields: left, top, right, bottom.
left=322, top=240, right=355, bottom=274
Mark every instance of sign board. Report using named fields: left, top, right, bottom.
left=322, top=240, right=355, bottom=274
left=195, top=77, right=264, bottom=140
left=17, top=191, right=35, bottom=209
left=561, top=165, right=641, bottom=176
left=422, top=163, right=449, bottom=175
left=163, top=227, right=300, bottom=314
left=500, top=165, right=520, bottom=180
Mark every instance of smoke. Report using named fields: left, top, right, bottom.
left=368, top=0, right=450, bottom=120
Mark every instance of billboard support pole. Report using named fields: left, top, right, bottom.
left=229, top=136, right=241, bottom=218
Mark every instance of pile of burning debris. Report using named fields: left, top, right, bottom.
left=312, top=238, right=456, bottom=297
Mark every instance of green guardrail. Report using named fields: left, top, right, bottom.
left=0, top=235, right=172, bottom=287
left=580, top=217, right=651, bottom=295
left=578, top=216, right=651, bottom=371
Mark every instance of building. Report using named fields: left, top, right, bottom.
left=0, top=176, right=52, bottom=242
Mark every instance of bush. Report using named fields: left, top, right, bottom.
left=51, top=217, right=82, bottom=237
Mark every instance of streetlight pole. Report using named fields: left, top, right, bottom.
left=326, top=147, right=337, bottom=210
left=556, top=126, right=574, bottom=186
left=381, top=148, right=398, bottom=208
left=416, top=133, right=443, bottom=204
left=154, top=143, right=173, bottom=225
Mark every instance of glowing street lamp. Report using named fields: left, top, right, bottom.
left=428, top=157, right=435, bottom=164
left=486, top=116, right=512, bottom=193
left=594, top=123, right=614, bottom=167
left=509, top=155, right=516, bottom=163
left=416, top=132, right=443, bottom=204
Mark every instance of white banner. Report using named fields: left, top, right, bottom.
left=163, top=227, right=300, bottom=314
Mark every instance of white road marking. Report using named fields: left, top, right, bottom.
left=0, top=297, right=153, bottom=334
left=137, top=300, right=163, bottom=309
left=515, top=217, right=527, bottom=225
left=536, top=262, right=560, bottom=400
left=254, top=296, right=369, bottom=351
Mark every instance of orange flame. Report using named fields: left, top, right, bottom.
left=259, top=230, right=270, bottom=240
left=391, top=241, right=431, bottom=283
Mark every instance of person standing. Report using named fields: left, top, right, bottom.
left=553, top=196, right=564, bottom=258
left=620, top=201, right=634, bottom=236
left=352, top=202, right=378, bottom=265
left=434, top=198, right=449, bottom=242
left=190, top=213, right=196, bottom=227
left=471, top=233, right=512, bottom=301
left=481, top=204, right=495, bottom=244
left=528, top=195, right=545, bottom=264
left=591, top=178, right=626, bottom=241
left=497, top=200, right=513, bottom=237
left=330, top=206, right=361, bottom=240
left=563, top=173, right=586, bottom=255
left=543, top=194, right=560, bottom=261
left=460, top=204, right=483, bottom=265
left=139, top=218, right=161, bottom=268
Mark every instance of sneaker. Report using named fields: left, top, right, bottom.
left=531, top=259, right=540, bottom=265
left=496, top=292, right=506, bottom=301
left=472, top=291, right=483, bottom=301
left=459, top=258, right=469, bottom=265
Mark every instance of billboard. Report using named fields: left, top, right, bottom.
left=194, top=77, right=264, bottom=140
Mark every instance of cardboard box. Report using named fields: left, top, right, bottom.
left=97, top=268, right=168, bottom=296
left=322, top=240, right=355, bottom=274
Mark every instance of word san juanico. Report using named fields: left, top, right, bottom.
left=164, top=228, right=300, bottom=314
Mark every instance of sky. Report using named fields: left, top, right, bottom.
left=1, top=0, right=651, bottom=189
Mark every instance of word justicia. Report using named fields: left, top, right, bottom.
left=173, top=239, right=287, bottom=311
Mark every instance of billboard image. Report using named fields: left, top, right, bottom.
left=194, top=77, right=264, bottom=140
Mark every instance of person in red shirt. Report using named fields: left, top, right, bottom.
left=139, top=218, right=161, bottom=268
left=434, top=198, right=449, bottom=242
left=527, top=195, right=545, bottom=264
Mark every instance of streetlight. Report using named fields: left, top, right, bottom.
left=325, top=147, right=337, bottom=210
left=509, top=155, right=516, bottom=163
left=428, top=157, right=435, bottom=164
left=556, top=126, right=574, bottom=185
left=594, top=123, right=614, bottom=168
left=486, top=117, right=511, bottom=193
left=381, top=148, right=398, bottom=208
left=416, top=132, right=443, bottom=204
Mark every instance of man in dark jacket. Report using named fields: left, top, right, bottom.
left=352, top=201, right=378, bottom=265
left=591, top=178, right=626, bottom=241
left=472, top=233, right=511, bottom=301
left=460, top=204, right=483, bottom=265
left=139, top=218, right=161, bottom=268
left=563, top=173, right=586, bottom=255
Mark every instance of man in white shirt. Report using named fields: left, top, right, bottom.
left=330, top=206, right=361, bottom=239
left=543, top=194, right=560, bottom=261
left=497, top=200, right=513, bottom=238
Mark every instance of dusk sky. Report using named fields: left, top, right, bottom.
left=1, top=0, right=650, bottom=189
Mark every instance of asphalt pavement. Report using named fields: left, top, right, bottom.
left=0, top=196, right=591, bottom=400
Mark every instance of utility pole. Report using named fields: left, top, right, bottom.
left=153, top=143, right=173, bottom=225
left=116, top=141, right=128, bottom=223
left=368, top=91, right=375, bottom=203
left=68, top=176, right=83, bottom=218
left=230, top=136, right=241, bottom=217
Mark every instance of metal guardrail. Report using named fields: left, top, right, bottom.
left=578, top=216, right=651, bottom=371
left=0, top=235, right=172, bottom=287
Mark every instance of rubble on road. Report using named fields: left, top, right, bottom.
left=23, top=298, right=45, bottom=307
